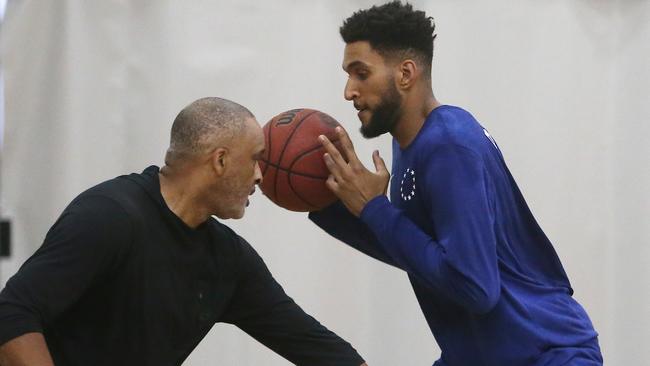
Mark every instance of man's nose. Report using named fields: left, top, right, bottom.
left=254, top=161, right=263, bottom=185
left=344, top=78, right=359, bottom=101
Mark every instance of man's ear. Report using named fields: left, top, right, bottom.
left=397, top=59, right=418, bottom=90
left=211, top=147, right=229, bottom=176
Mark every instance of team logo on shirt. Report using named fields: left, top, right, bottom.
left=400, top=168, right=416, bottom=201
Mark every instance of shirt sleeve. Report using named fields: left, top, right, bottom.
left=0, top=195, right=133, bottom=345
left=220, top=237, right=365, bottom=366
left=360, top=144, right=500, bottom=314
left=308, top=201, right=397, bottom=267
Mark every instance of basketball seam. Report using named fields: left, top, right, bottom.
left=261, top=136, right=339, bottom=178
left=287, top=174, right=318, bottom=210
left=260, top=159, right=329, bottom=180
left=272, top=109, right=318, bottom=201
left=286, top=138, right=341, bottom=209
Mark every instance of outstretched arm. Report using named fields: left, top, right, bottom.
left=221, top=238, right=366, bottom=366
left=308, top=200, right=397, bottom=267
left=0, top=333, right=54, bottom=366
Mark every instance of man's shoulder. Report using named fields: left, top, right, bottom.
left=76, top=177, right=137, bottom=204
left=205, top=219, right=261, bottom=261
left=206, top=219, right=245, bottom=249
left=420, top=105, right=488, bottom=153
left=67, top=169, right=156, bottom=219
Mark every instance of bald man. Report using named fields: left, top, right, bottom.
left=0, top=98, right=366, bottom=366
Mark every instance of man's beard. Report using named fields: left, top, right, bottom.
left=359, top=81, right=402, bottom=139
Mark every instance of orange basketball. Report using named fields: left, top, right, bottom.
left=259, top=109, right=342, bottom=212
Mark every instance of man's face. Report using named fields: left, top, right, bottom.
left=214, top=118, right=265, bottom=220
left=342, top=41, right=403, bottom=138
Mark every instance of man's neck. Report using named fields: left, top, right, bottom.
left=392, top=91, right=440, bottom=149
left=159, top=167, right=209, bottom=229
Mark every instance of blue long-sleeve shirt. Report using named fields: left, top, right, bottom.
left=309, top=105, right=600, bottom=365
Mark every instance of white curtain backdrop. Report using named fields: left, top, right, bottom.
left=1, top=0, right=648, bottom=365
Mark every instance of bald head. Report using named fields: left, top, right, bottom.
left=165, top=97, right=254, bottom=165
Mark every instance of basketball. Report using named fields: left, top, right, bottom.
left=260, top=108, right=342, bottom=212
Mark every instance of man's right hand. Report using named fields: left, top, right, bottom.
left=0, top=333, right=55, bottom=366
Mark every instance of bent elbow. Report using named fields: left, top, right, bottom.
left=466, top=284, right=500, bottom=314
left=440, top=264, right=501, bottom=314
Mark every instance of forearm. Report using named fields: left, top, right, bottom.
left=309, top=201, right=397, bottom=267
left=222, top=240, right=366, bottom=365
left=360, top=196, right=500, bottom=313
left=360, top=197, right=448, bottom=284
left=0, top=333, right=54, bottom=366
left=236, top=298, right=366, bottom=365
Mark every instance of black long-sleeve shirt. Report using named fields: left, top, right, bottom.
left=0, top=166, right=364, bottom=366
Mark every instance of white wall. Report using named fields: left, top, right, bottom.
left=1, top=0, right=648, bottom=365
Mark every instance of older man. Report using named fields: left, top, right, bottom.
left=0, top=97, right=366, bottom=366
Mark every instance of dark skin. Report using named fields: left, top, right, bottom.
left=0, top=333, right=54, bottom=366
left=320, top=40, right=440, bottom=217
left=160, top=117, right=265, bottom=226
left=319, top=128, right=389, bottom=217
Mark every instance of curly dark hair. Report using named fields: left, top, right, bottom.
left=340, top=1, right=436, bottom=75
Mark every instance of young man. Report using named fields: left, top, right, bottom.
left=309, top=2, right=602, bottom=365
left=0, top=97, right=367, bottom=366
